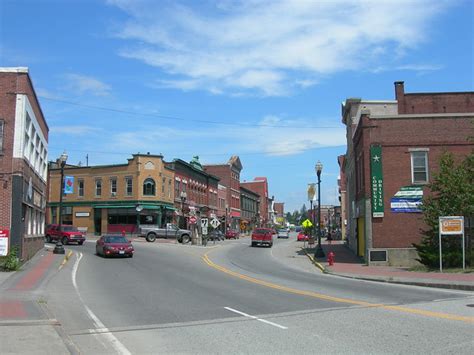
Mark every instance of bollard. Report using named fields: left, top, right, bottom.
left=327, top=251, right=335, bottom=266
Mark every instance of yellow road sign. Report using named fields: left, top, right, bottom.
left=302, top=219, right=313, bottom=228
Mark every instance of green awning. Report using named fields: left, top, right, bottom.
left=94, top=205, right=136, bottom=209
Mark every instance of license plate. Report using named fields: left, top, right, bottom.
left=119, top=251, right=125, bottom=255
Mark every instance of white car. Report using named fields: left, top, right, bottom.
left=277, top=229, right=289, bottom=238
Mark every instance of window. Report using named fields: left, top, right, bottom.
left=411, top=150, right=428, bottom=184
left=162, top=177, right=166, bottom=193
left=78, top=179, right=84, bottom=197
left=143, top=178, right=155, bottom=196
left=175, top=180, right=180, bottom=198
left=95, top=179, right=102, bottom=196
left=125, top=177, right=133, bottom=195
left=110, top=177, right=117, bottom=196
left=0, top=120, right=4, bottom=152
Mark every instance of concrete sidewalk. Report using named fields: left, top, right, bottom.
left=303, top=240, right=474, bottom=291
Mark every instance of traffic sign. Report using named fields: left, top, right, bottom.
left=202, top=226, right=208, bottom=235
left=189, top=216, right=197, bottom=224
left=201, top=218, right=209, bottom=228
left=302, top=219, right=313, bottom=228
left=210, top=218, right=220, bottom=228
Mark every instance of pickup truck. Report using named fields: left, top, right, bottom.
left=139, top=223, right=192, bottom=243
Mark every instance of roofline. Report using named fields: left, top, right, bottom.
left=0, top=67, right=29, bottom=73
left=370, top=113, right=473, bottom=119
left=170, top=159, right=220, bottom=181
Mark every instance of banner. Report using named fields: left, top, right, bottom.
left=370, top=145, right=384, bottom=218
left=64, top=176, right=74, bottom=194
left=390, top=186, right=423, bottom=213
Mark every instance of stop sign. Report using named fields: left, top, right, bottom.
left=189, top=216, right=197, bottom=224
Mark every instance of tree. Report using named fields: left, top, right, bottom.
left=413, top=151, right=474, bottom=268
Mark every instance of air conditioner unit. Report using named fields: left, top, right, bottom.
left=111, top=192, right=117, bottom=197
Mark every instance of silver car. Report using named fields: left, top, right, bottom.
left=277, top=229, right=289, bottom=238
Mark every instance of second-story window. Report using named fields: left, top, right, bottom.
left=125, top=176, right=133, bottom=196
left=143, top=178, right=155, bottom=196
left=95, top=179, right=102, bottom=196
left=0, top=120, right=4, bottom=152
left=78, top=179, right=84, bottom=197
left=411, top=150, right=429, bottom=184
left=110, top=177, right=117, bottom=196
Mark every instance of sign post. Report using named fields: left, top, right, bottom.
left=438, top=216, right=465, bottom=272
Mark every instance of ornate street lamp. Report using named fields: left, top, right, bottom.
left=53, top=152, right=68, bottom=254
left=180, top=191, right=187, bottom=228
left=315, top=161, right=325, bottom=258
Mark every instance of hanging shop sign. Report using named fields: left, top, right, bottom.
left=370, top=145, right=384, bottom=218
left=64, top=176, right=74, bottom=194
left=390, top=186, right=423, bottom=213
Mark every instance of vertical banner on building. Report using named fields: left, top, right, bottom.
left=0, top=229, right=10, bottom=256
left=370, top=145, right=384, bottom=218
left=64, top=176, right=74, bottom=194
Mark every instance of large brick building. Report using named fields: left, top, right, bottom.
left=342, top=81, right=473, bottom=266
left=203, top=156, right=242, bottom=229
left=241, top=177, right=270, bottom=227
left=0, top=67, right=49, bottom=260
left=48, top=153, right=175, bottom=235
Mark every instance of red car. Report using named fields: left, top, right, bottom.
left=45, top=224, right=85, bottom=245
left=251, top=228, right=274, bottom=248
left=225, top=229, right=239, bottom=239
left=297, top=232, right=309, bottom=242
left=96, top=235, right=134, bottom=258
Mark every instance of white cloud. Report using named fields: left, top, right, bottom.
left=64, top=73, right=112, bottom=96
left=108, top=0, right=450, bottom=96
left=50, top=126, right=101, bottom=135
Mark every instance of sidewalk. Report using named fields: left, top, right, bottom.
left=304, top=240, right=474, bottom=291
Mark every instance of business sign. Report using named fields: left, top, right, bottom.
left=0, top=228, right=10, bottom=256
left=75, top=212, right=90, bottom=217
left=370, top=145, right=384, bottom=218
left=439, top=216, right=464, bottom=235
left=64, top=176, right=74, bottom=194
left=390, top=186, right=423, bottom=213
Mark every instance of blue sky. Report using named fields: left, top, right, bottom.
left=1, top=0, right=473, bottom=213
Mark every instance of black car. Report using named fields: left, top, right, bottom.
left=208, top=230, right=225, bottom=241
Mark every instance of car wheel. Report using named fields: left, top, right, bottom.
left=129, top=254, right=133, bottom=258
left=181, top=234, right=190, bottom=244
left=146, top=233, right=157, bottom=242
left=78, top=241, right=84, bottom=245
left=251, top=242, right=256, bottom=247
left=62, top=237, right=68, bottom=245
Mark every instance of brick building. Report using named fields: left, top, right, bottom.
left=241, top=177, right=270, bottom=227
left=0, top=68, right=49, bottom=261
left=337, top=155, right=347, bottom=240
left=203, top=156, right=242, bottom=229
left=273, top=202, right=285, bottom=226
left=342, top=81, right=474, bottom=266
left=240, top=186, right=260, bottom=231
left=165, top=156, right=219, bottom=229
left=48, top=153, right=175, bottom=235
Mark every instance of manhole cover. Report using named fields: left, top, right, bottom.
left=467, top=304, right=474, bottom=308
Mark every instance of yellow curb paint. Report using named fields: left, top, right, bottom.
left=202, top=252, right=474, bottom=324
left=59, top=250, right=73, bottom=270
left=302, top=248, right=326, bottom=272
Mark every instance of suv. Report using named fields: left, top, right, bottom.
left=251, top=228, right=274, bottom=247
left=45, top=224, right=85, bottom=245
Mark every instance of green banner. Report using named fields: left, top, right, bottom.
left=370, top=145, right=384, bottom=217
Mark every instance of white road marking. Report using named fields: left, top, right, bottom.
left=72, top=252, right=132, bottom=355
left=224, top=307, right=288, bottom=329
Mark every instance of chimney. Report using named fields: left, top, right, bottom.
left=394, top=81, right=405, bottom=114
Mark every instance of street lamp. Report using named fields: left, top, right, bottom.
left=307, top=183, right=316, bottom=239
left=315, top=161, right=325, bottom=258
left=135, top=204, right=143, bottom=235
left=53, top=152, right=68, bottom=254
left=180, top=191, right=187, bottom=228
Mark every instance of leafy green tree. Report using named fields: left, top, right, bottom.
left=413, top=151, right=474, bottom=268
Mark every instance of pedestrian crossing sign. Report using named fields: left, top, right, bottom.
left=302, top=219, right=313, bottom=228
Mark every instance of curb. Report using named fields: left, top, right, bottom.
left=59, top=250, right=73, bottom=270
left=301, top=248, right=326, bottom=273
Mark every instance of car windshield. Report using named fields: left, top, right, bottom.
left=278, top=229, right=287, bottom=232
left=254, top=229, right=270, bottom=234
left=62, top=226, right=79, bottom=232
left=104, top=236, right=129, bottom=244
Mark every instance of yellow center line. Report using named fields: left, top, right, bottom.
left=202, top=253, right=474, bottom=323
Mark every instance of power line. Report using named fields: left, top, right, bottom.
left=39, top=96, right=340, bottom=129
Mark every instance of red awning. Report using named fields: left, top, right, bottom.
left=230, top=211, right=241, bottom=218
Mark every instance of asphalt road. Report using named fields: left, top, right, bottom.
left=42, top=234, right=474, bottom=354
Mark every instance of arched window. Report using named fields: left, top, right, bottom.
left=143, top=178, right=156, bottom=196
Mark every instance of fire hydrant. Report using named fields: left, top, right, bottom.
left=122, top=230, right=126, bottom=237
left=327, top=251, right=335, bottom=266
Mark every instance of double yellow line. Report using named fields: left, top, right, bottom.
left=202, top=253, right=474, bottom=323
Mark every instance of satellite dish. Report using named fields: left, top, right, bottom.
left=136, top=205, right=143, bottom=212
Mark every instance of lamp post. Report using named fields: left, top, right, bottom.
left=135, top=204, right=143, bottom=235
left=315, top=161, right=325, bottom=258
left=180, top=191, right=187, bottom=228
left=53, top=152, right=68, bottom=254
left=307, top=183, right=316, bottom=239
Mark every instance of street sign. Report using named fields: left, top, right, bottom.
left=438, top=216, right=465, bottom=272
left=189, top=216, right=197, bottom=224
left=202, top=226, right=208, bottom=235
left=0, top=228, right=10, bottom=256
left=210, top=218, right=220, bottom=228
left=201, top=218, right=208, bottom=228
left=302, top=219, right=313, bottom=228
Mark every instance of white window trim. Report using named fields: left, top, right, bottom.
left=410, top=150, right=429, bottom=184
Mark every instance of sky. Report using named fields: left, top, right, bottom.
left=1, top=0, right=473, bottom=213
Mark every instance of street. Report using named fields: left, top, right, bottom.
left=7, top=233, right=466, bottom=354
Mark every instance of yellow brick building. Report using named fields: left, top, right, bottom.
left=47, top=154, right=175, bottom=235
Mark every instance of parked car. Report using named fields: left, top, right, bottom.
left=225, top=229, right=239, bottom=239
left=297, top=232, right=309, bottom=242
left=251, top=228, right=274, bottom=247
left=295, top=226, right=302, bottom=232
left=208, top=230, right=225, bottom=241
left=139, top=223, right=191, bottom=243
left=45, top=224, right=85, bottom=245
left=277, top=228, right=289, bottom=239
left=96, top=235, right=134, bottom=258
